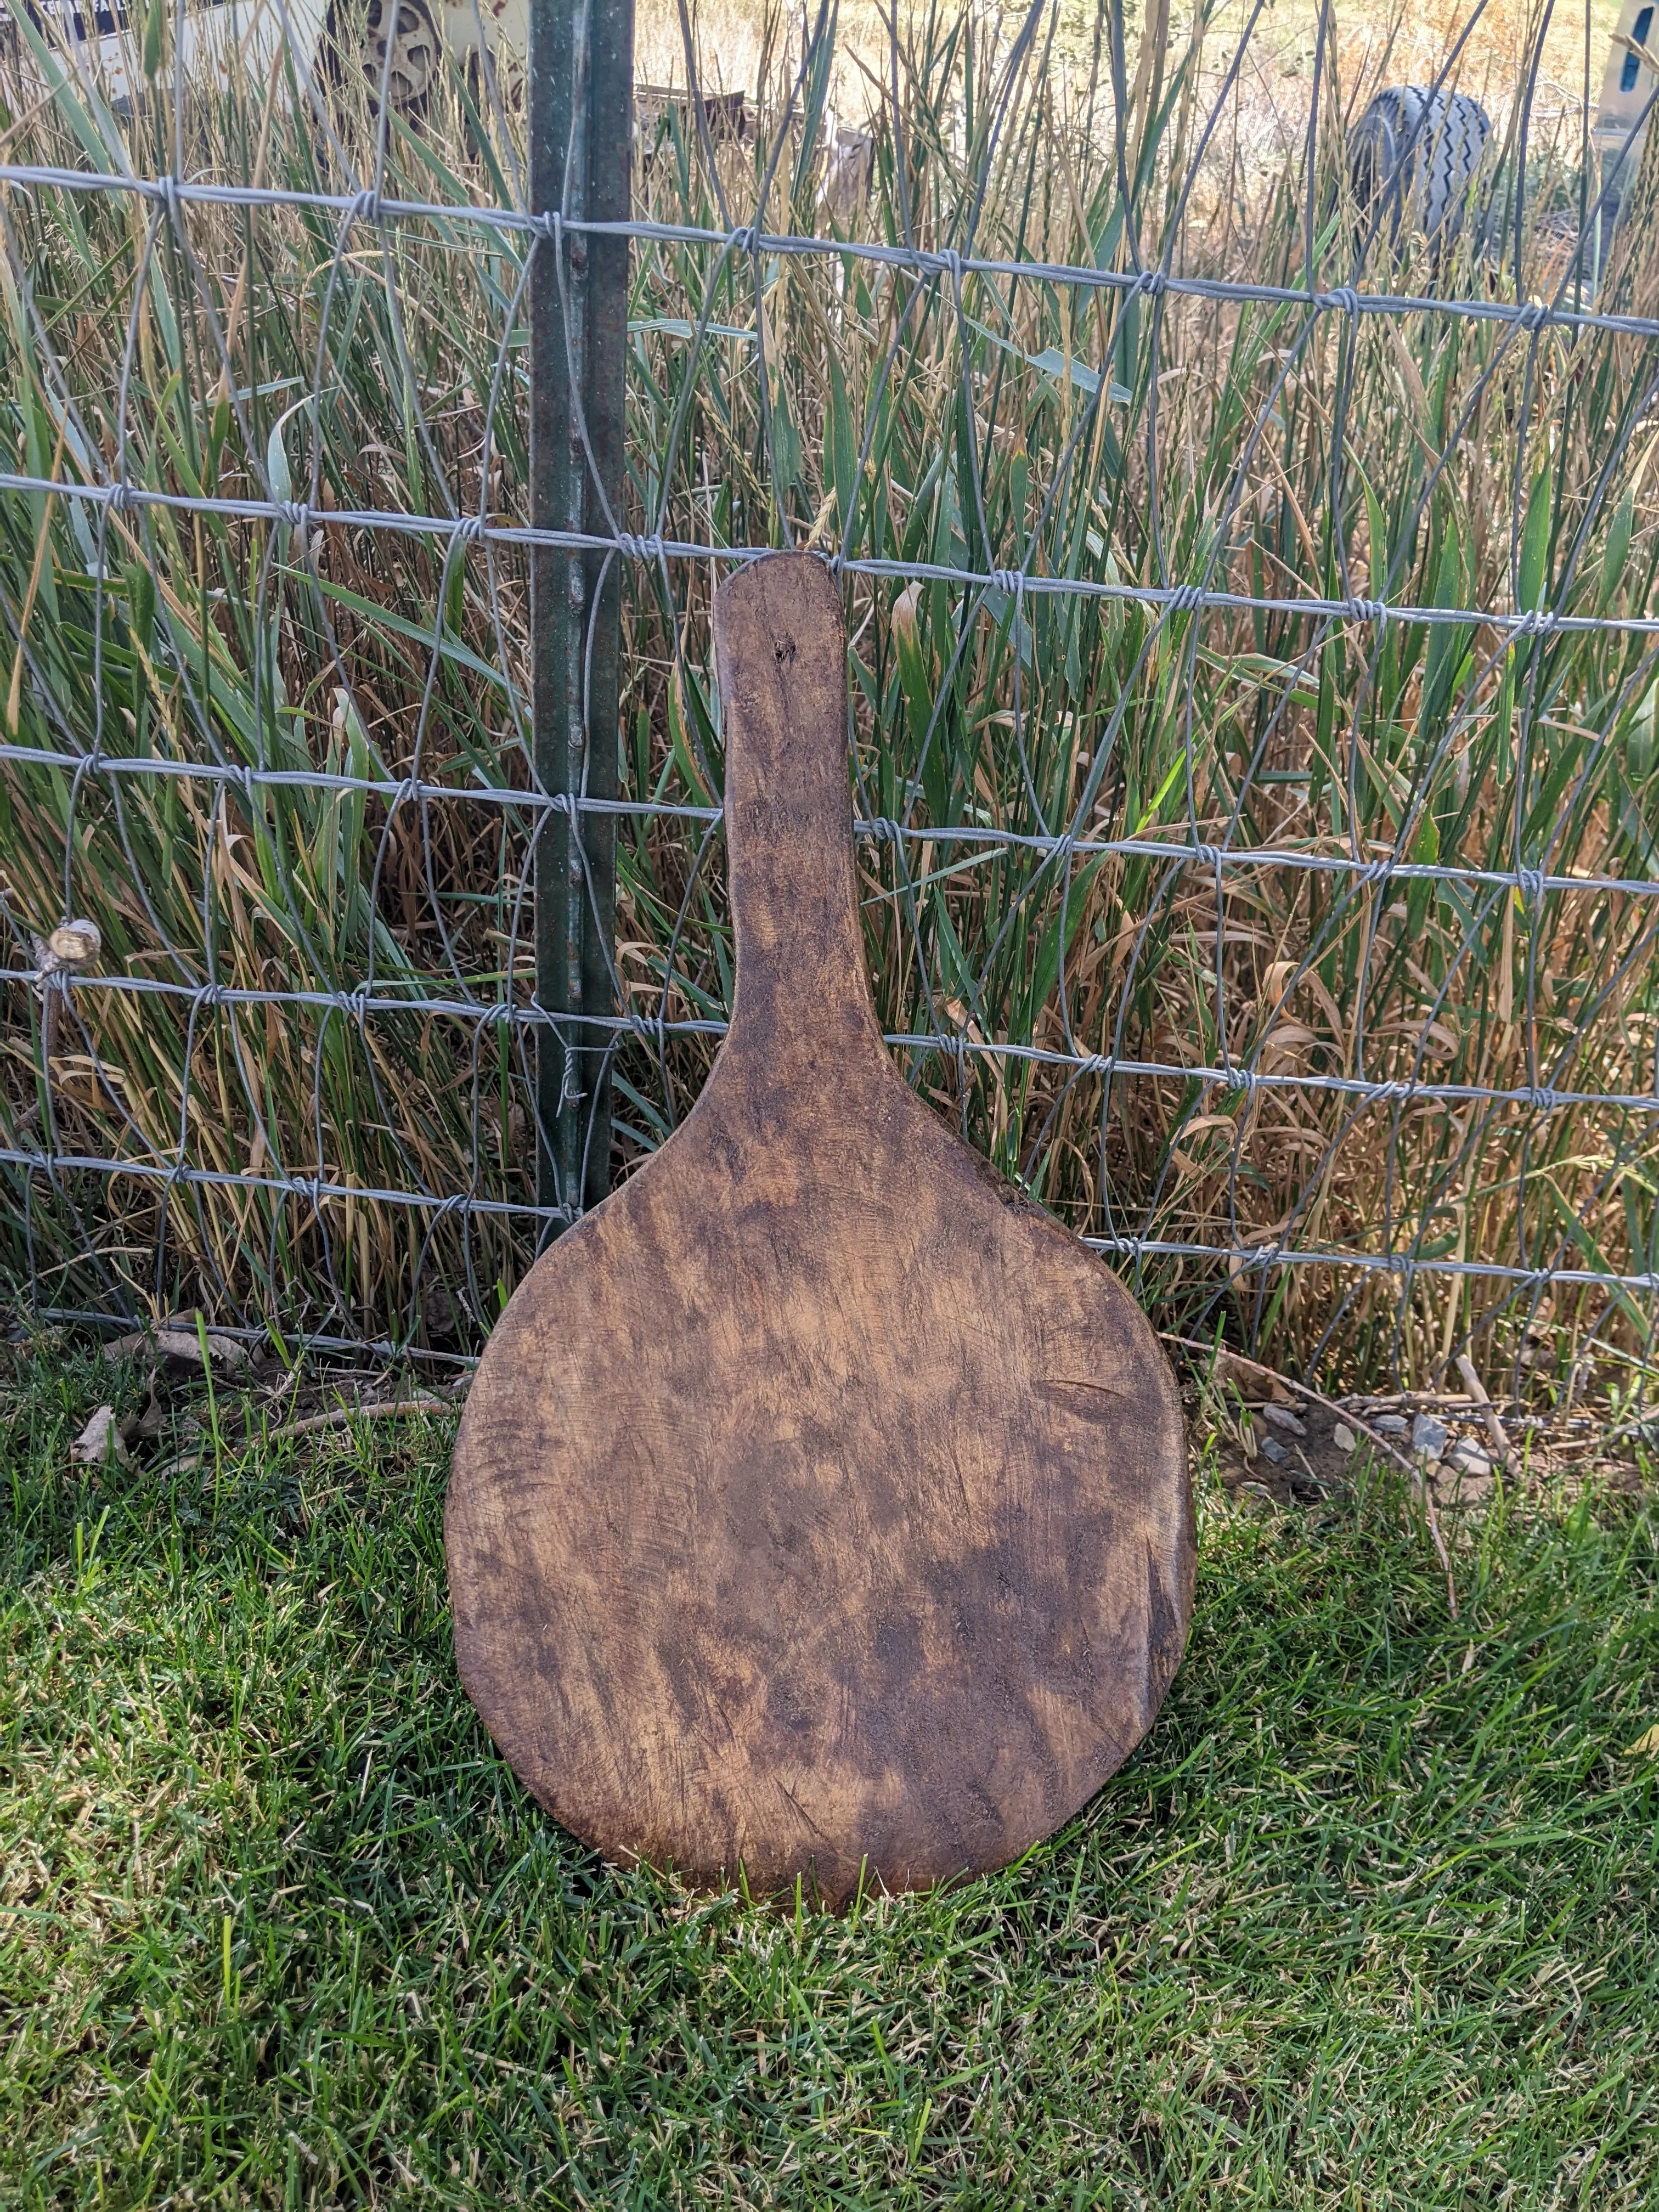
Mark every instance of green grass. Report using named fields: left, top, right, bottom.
left=3, top=1335, right=1657, bottom=2209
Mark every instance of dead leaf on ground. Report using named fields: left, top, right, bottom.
left=120, top=1389, right=170, bottom=1444
left=70, top=1405, right=131, bottom=1469
left=1622, top=1724, right=1659, bottom=1758
left=1209, top=1348, right=1296, bottom=1406
left=104, top=1326, right=247, bottom=1375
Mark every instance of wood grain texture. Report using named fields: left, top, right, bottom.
left=447, top=551, right=1192, bottom=1906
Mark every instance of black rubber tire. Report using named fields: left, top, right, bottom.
left=1350, top=86, right=1492, bottom=249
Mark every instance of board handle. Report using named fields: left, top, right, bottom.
left=713, top=553, right=883, bottom=1068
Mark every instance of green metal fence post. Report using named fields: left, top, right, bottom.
left=531, top=0, right=633, bottom=1232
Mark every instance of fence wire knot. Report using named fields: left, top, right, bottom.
left=349, top=189, right=382, bottom=225
left=1517, top=300, right=1551, bottom=332
left=1192, top=842, right=1224, bottom=875
left=107, top=481, right=140, bottom=513
left=1220, top=1064, right=1257, bottom=1094
left=156, top=174, right=183, bottom=228
left=454, top=512, right=485, bottom=544
left=1346, top=595, right=1389, bottom=625
left=612, top=532, right=663, bottom=563
left=1126, top=266, right=1167, bottom=301
left=1514, top=606, right=1558, bottom=639
left=865, top=816, right=903, bottom=844
left=1166, top=582, right=1205, bottom=614
left=988, top=567, right=1024, bottom=597
left=1319, top=285, right=1362, bottom=318
left=931, top=246, right=964, bottom=285
left=727, top=224, right=759, bottom=257
left=274, top=500, right=309, bottom=531
left=1526, top=1085, right=1559, bottom=1114
left=1516, top=867, right=1546, bottom=903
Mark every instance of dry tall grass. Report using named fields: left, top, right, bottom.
left=1, top=1, right=1655, bottom=1392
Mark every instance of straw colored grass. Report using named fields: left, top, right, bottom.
left=0, top=3, right=1656, bottom=1391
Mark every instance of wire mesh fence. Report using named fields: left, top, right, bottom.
left=2, top=0, right=1657, bottom=1397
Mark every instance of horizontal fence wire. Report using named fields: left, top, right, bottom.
left=22, top=460, right=1659, bottom=638
left=1, top=0, right=1657, bottom=1390
left=15, top=153, right=1659, bottom=338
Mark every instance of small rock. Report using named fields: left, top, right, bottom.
left=1333, top=1422, right=1357, bottom=1454
left=1262, top=1404, right=1306, bottom=1436
left=1373, top=1414, right=1409, bottom=1436
left=1446, top=1440, right=1492, bottom=1477
left=1410, top=1413, right=1448, bottom=1461
left=1445, top=1468, right=1497, bottom=1508
left=71, top=1404, right=130, bottom=1469
left=1440, top=1439, right=1497, bottom=1506
left=1260, top=1436, right=1289, bottom=1465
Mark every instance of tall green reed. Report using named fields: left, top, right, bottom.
left=1, top=1, right=1654, bottom=1391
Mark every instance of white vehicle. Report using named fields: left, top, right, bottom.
left=3, top=0, right=527, bottom=115
left=1596, top=0, right=1658, bottom=208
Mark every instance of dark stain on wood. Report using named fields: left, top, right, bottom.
left=446, top=551, right=1193, bottom=1908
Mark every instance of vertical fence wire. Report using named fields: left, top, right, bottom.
left=1, top=0, right=1657, bottom=1399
